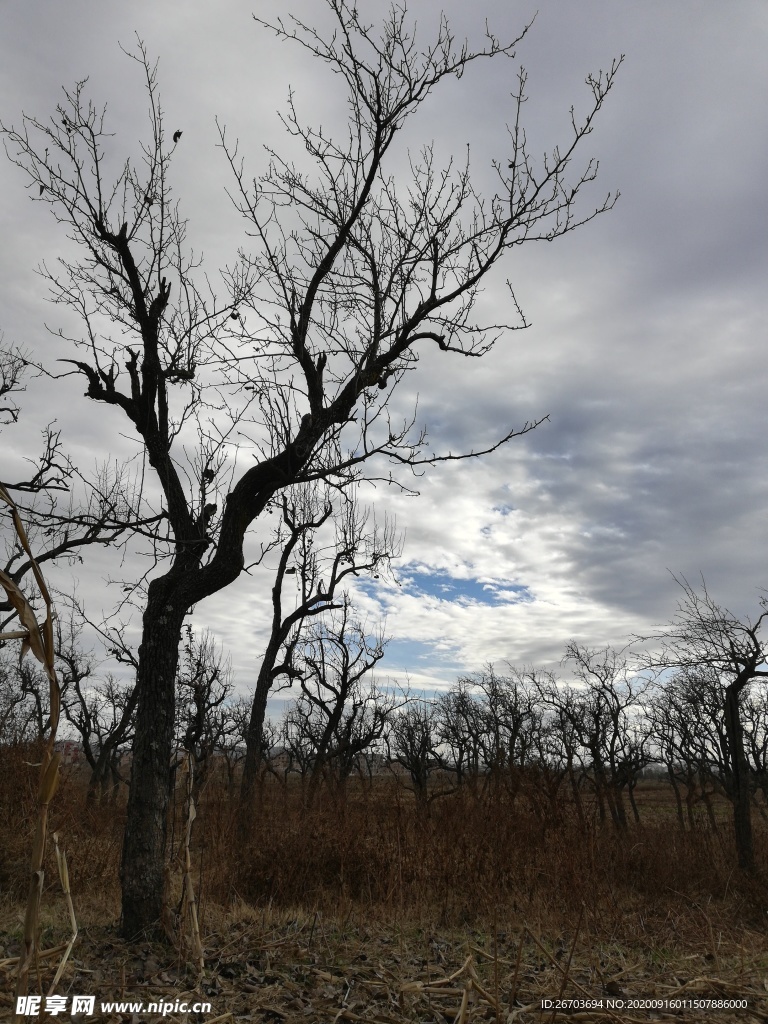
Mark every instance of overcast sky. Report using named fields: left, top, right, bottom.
left=1, top=1, right=767, bottom=705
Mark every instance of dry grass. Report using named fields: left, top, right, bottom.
left=203, top=780, right=768, bottom=934
left=2, top=764, right=768, bottom=1021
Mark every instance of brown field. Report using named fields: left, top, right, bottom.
left=2, top=750, right=768, bottom=1022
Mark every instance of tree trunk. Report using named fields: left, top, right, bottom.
left=667, top=767, right=685, bottom=830
left=85, top=763, right=102, bottom=810
left=87, top=745, right=116, bottom=809
left=306, top=704, right=346, bottom=810
left=544, top=770, right=565, bottom=824
left=592, top=758, right=609, bottom=825
left=627, top=781, right=641, bottom=825
left=100, top=769, right=114, bottom=806
left=724, top=681, right=754, bottom=872
left=567, top=762, right=586, bottom=830
left=239, top=655, right=278, bottom=818
left=119, top=588, right=185, bottom=939
left=610, top=784, right=628, bottom=830
left=685, top=776, right=696, bottom=830
left=701, top=786, right=720, bottom=834
left=109, top=757, right=122, bottom=804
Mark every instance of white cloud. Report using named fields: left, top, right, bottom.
left=1, top=0, right=767, bottom=710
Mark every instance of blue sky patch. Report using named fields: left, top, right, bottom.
left=401, top=566, right=533, bottom=607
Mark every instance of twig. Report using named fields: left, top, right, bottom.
left=551, top=903, right=585, bottom=1023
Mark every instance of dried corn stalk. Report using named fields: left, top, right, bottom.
left=178, top=753, right=204, bottom=973
left=0, top=484, right=66, bottom=1010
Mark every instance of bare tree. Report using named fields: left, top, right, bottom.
left=436, top=667, right=585, bottom=820
left=56, top=612, right=137, bottom=807
left=175, top=627, right=233, bottom=801
left=240, top=483, right=400, bottom=811
left=4, top=606, right=137, bottom=805
left=289, top=602, right=387, bottom=807
left=638, top=576, right=768, bottom=872
left=66, top=672, right=136, bottom=807
left=435, top=678, right=485, bottom=790
left=387, top=699, right=449, bottom=810
left=646, top=676, right=692, bottom=830
left=0, top=645, right=42, bottom=743
left=563, top=643, right=651, bottom=829
left=648, top=667, right=729, bottom=832
left=328, top=679, right=399, bottom=790
left=281, top=676, right=395, bottom=800
left=215, top=695, right=252, bottom=801
left=533, top=673, right=590, bottom=828
left=2, top=4, right=621, bottom=935
left=471, top=666, right=541, bottom=804
left=282, top=703, right=319, bottom=787
left=1, top=611, right=71, bottom=746
left=524, top=681, right=576, bottom=824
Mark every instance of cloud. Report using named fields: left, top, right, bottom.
left=1, top=0, right=767, bottom=716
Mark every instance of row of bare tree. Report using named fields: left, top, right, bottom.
left=243, top=643, right=768, bottom=852
left=6, top=616, right=768, bottom=858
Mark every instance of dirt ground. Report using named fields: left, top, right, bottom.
left=2, top=903, right=768, bottom=1023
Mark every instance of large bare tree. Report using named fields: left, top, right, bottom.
left=2, top=3, right=620, bottom=936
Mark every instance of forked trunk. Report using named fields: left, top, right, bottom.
left=120, top=589, right=185, bottom=938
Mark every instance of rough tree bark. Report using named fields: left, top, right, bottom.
left=120, top=586, right=186, bottom=935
